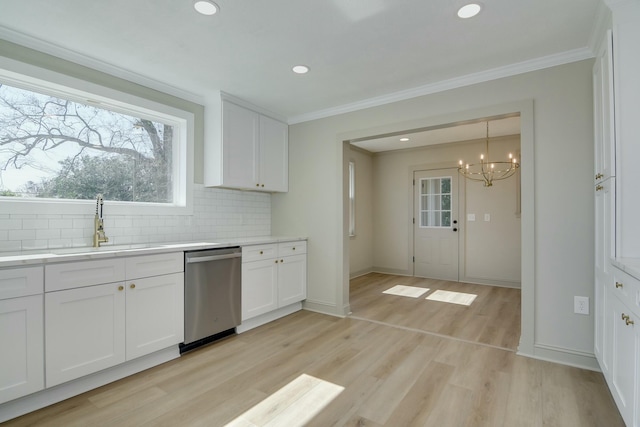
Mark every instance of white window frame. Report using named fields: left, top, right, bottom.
left=418, top=176, right=452, bottom=229
left=349, top=160, right=356, bottom=237
left=0, top=57, right=194, bottom=216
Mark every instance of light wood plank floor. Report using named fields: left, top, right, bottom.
left=4, top=310, right=623, bottom=426
left=349, top=273, right=522, bottom=350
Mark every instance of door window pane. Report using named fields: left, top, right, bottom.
left=419, top=176, right=452, bottom=228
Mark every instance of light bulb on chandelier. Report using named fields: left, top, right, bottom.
left=458, top=121, right=519, bottom=187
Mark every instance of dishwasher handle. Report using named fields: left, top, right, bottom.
left=186, top=252, right=241, bottom=263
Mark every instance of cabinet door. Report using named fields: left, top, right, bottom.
left=45, top=283, right=126, bottom=387
left=277, top=254, right=307, bottom=307
left=609, top=294, right=637, bottom=426
left=241, top=259, right=278, bottom=321
left=595, top=271, right=612, bottom=376
left=259, top=115, right=288, bottom=192
left=0, top=295, right=44, bottom=404
left=222, top=101, right=259, bottom=189
left=125, top=273, right=184, bottom=360
left=593, top=30, right=615, bottom=181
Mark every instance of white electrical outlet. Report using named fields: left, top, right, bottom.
left=574, top=296, right=589, bottom=315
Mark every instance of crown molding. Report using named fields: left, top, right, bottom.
left=0, top=27, right=205, bottom=105
left=288, top=47, right=595, bottom=125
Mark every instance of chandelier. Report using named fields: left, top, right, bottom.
left=458, top=121, right=519, bottom=187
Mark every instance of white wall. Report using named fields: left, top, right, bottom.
left=272, top=59, right=596, bottom=369
left=348, top=147, right=374, bottom=278
left=367, top=136, right=521, bottom=286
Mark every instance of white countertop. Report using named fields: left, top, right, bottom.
left=0, top=236, right=306, bottom=268
left=611, top=257, right=640, bottom=281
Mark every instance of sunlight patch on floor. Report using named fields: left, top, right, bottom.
left=224, top=374, right=344, bottom=427
left=382, top=285, right=430, bottom=298
left=426, top=289, right=477, bottom=306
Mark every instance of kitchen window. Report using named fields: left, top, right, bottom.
left=0, top=67, right=193, bottom=215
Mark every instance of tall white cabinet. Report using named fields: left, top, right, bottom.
left=595, top=2, right=640, bottom=426
left=205, top=93, right=288, bottom=192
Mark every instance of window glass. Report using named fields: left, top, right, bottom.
left=0, top=82, right=176, bottom=203
left=419, top=176, right=452, bottom=228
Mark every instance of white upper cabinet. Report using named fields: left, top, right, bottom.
left=221, top=101, right=260, bottom=189
left=593, top=30, right=615, bottom=184
left=609, top=0, right=640, bottom=258
left=259, top=114, right=289, bottom=192
left=205, top=93, right=288, bottom=192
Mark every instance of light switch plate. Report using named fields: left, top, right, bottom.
left=484, top=214, right=491, bottom=222
left=467, top=214, right=476, bottom=221
left=574, top=296, right=589, bottom=315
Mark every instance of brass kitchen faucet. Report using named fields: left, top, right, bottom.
left=93, top=194, right=109, bottom=247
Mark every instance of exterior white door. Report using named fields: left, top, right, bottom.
left=414, top=169, right=459, bottom=280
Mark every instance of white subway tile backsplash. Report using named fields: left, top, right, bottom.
left=0, top=219, right=23, bottom=230
left=0, top=184, right=271, bottom=253
left=22, top=219, right=50, bottom=229
left=49, top=219, right=73, bottom=229
left=9, top=229, right=36, bottom=241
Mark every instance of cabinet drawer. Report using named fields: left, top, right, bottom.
left=612, top=267, right=640, bottom=317
left=278, top=241, right=307, bottom=257
left=0, top=266, right=43, bottom=300
left=242, top=244, right=277, bottom=263
left=45, top=258, right=125, bottom=292
left=125, top=252, right=183, bottom=280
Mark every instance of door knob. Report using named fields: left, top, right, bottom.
left=453, top=228, right=458, bottom=232
left=453, top=220, right=458, bottom=224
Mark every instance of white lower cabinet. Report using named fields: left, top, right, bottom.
left=0, top=294, right=44, bottom=404
left=126, top=272, right=184, bottom=360
left=44, top=252, right=184, bottom=387
left=242, top=258, right=278, bottom=320
left=45, top=283, right=126, bottom=387
left=601, top=266, right=640, bottom=427
left=608, top=290, right=638, bottom=426
left=241, top=241, right=307, bottom=322
left=278, top=254, right=307, bottom=307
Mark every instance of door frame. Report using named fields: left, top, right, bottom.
left=411, top=165, right=466, bottom=281
left=339, top=100, right=534, bottom=357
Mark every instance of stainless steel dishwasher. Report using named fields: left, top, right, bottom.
left=181, top=246, right=241, bottom=353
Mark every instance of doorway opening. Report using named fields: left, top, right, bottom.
left=345, top=109, right=527, bottom=351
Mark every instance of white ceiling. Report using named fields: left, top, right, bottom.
left=0, top=0, right=601, bottom=123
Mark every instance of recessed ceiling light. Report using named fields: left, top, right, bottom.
left=400, top=137, right=410, bottom=142
left=194, top=0, right=219, bottom=15
left=292, top=65, right=310, bottom=74
left=457, top=3, right=481, bottom=19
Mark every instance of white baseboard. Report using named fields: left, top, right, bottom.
left=349, top=268, right=374, bottom=279
left=302, top=299, right=348, bottom=317
left=0, top=346, right=180, bottom=423
left=236, top=303, right=302, bottom=333
left=517, top=343, right=600, bottom=372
